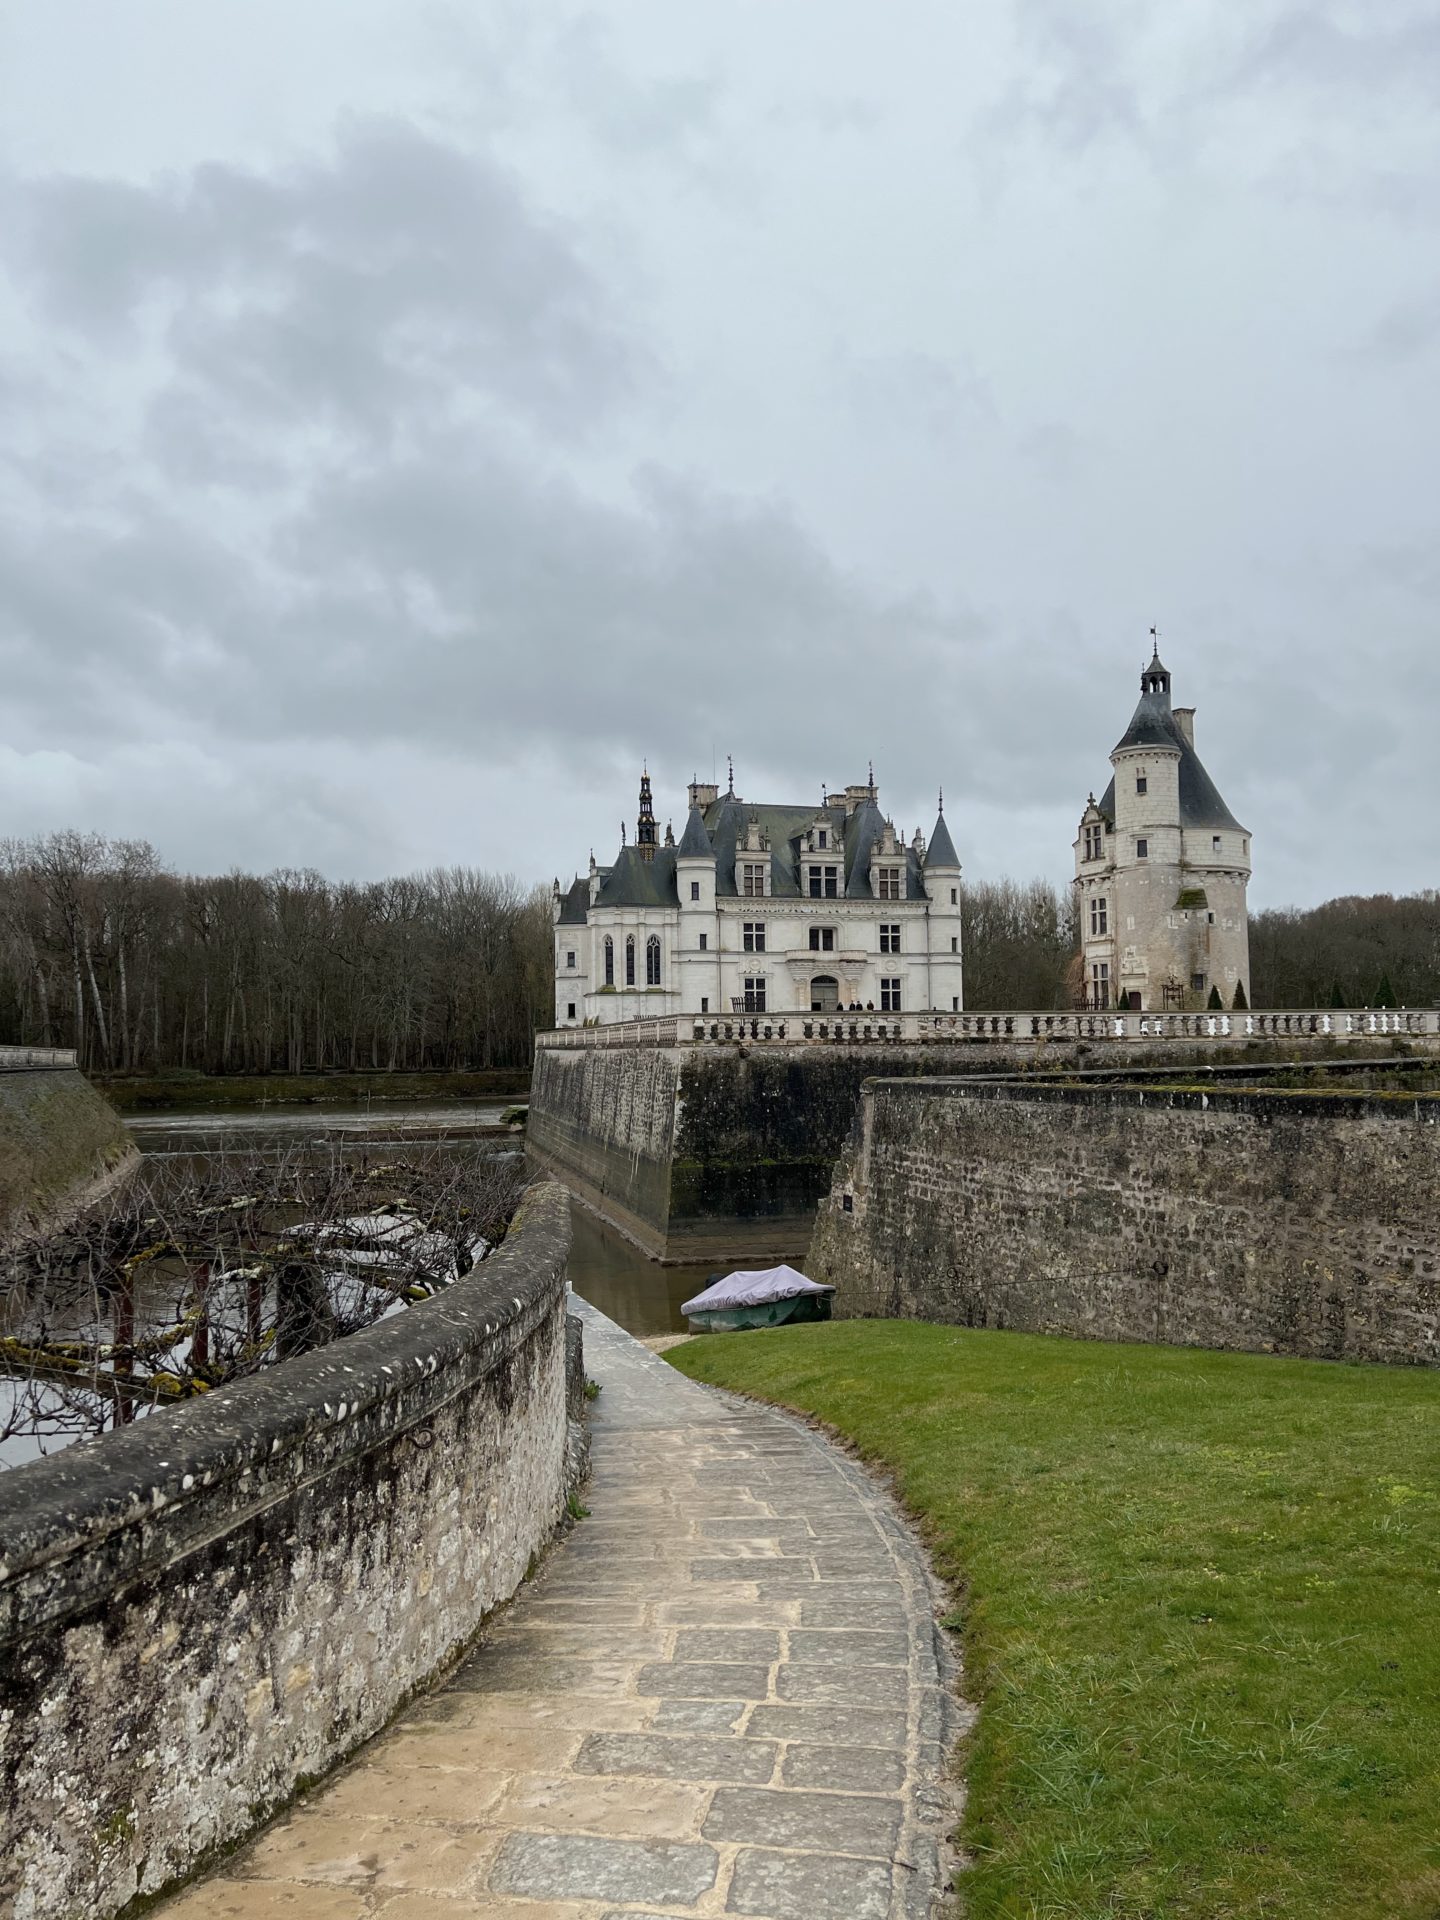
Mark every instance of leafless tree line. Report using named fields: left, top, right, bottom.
left=0, top=833, right=554, bottom=1074
left=0, top=1140, right=529, bottom=1465
left=1249, top=892, right=1440, bottom=1009
left=962, top=879, right=1081, bottom=1011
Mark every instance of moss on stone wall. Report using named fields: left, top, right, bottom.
left=0, top=1069, right=135, bottom=1246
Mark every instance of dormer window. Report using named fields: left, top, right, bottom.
left=818, top=829, right=828, bottom=849
left=876, top=867, right=902, bottom=900
left=1083, top=824, right=1103, bottom=861
left=742, top=861, right=767, bottom=897
left=808, top=864, right=839, bottom=899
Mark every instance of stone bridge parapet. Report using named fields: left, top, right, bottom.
left=0, top=1178, right=580, bottom=1920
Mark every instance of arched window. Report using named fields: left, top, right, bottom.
left=625, top=935, right=636, bottom=986
left=604, top=936, right=614, bottom=986
left=646, top=935, right=661, bottom=986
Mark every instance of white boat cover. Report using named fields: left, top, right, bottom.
left=681, top=1264, right=835, bottom=1316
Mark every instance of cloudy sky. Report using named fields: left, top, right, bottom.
left=1, top=2, right=1435, bottom=907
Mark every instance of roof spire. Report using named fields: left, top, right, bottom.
left=937, top=786, right=944, bottom=814
left=726, top=754, right=735, bottom=797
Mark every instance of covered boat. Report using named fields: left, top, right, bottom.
left=680, top=1264, right=835, bottom=1333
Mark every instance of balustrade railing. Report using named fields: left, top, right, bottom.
left=535, top=1008, right=1440, bottom=1050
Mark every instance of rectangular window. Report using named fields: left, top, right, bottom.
left=951, top=936, right=958, bottom=953
left=699, top=933, right=708, bottom=951
left=1136, top=838, right=1148, bottom=860
left=877, top=868, right=901, bottom=900
left=565, top=950, right=576, bottom=969
left=950, top=887, right=957, bottom=905
left=879, top=922, right=900, bottom=954
left=817, top=829, right=827, bottom=849
left=566, top=1003, right=576, bottom=1020
left=880, top=977, right=901, bottom=1012
left=742, top=862, right=766, bottom=897
left=1090, top=897, right=1108, bottom=937
left=809, top=926, right=835, bottom=951
left=743, top=921, right=765, bottom=953
left=1191, top=972, right=1206, bottom=992
left=808, top=864, right=839, bottom=898
left=1136, top=775, right=1147, bottom=795
left=690, top=880, right=701, bottom=900
left=743, top=976, right=766, bottom=1012
left=701, top=996, right=709, bottom=1013
left=625, top=939, right=635, bottom=986
left=1212, top=835, right=1221, bottom=854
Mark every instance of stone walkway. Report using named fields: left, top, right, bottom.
left=163, top=1299, right=965, bottom=1920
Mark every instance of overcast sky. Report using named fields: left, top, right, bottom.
left=1, top=2, right=1436, bottom=908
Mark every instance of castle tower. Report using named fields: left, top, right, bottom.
left=636, top=766, right=658, bottom=862
left=1075, top=645, right=1252, bottom=1012
left=923, top=793, right=964, bottom=1012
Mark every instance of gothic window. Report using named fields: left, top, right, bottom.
left=1136, top=839, right=1149, bottom=860
left=646, top=935, right=661, bottom=986
left=880, top=977, right=902, bottom=1012
left=743, top=976, right=766, bottom=1012
left=743, top=921, right=766, bottom=953
left=625, top=935, right=636, bottom=986
left=880, top=923, right=900, bottom=954
left=742, top=862, right=766, bottom=897
left=604, top=936, right=614, bottom=986
left=809, top=927, right=835, bottom=951
left=1136, top=774, right=1148, bottom=795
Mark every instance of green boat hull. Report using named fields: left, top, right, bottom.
left=686, top=1293, right=833, bottom=1334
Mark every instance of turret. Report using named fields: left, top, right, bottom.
left=924, top=792, right=964, bottom=1012
left=636, top=766, right=658, bottom=861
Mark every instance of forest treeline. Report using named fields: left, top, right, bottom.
left=0, top=833, right=552, bottom=1074
left=1, top=835, right=1435, bottom=1072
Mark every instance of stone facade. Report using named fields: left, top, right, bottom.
left=552, top=772, right=964, bottom=1028
left=1075, top=650, right=1252, bottom=1012
left=0, top=1180, right=581, bottom=1920
left=811, top=1077, right=1440, bottom=1366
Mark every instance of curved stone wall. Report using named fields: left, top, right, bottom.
left=0, top=1178, right=578, bottom=1920
left=0, top=1051, right=136, bottom=1247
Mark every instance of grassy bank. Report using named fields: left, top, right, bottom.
left=669, top=1322, right=1440, bottom=1920
left=93, top=1068, right=531, bottom=1112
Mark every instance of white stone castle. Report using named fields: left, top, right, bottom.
left=1074, top=645, right=1251, bottom=1011
left=552, top=770, right=963, bottom=1026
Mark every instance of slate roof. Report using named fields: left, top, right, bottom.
left=557, top=877, right=590, bottom=926
left=926, top=809, right=961, bottom=868
left=569, top=792, right=936, bottom=917
left=1101, top=682, right=1247, bottom=833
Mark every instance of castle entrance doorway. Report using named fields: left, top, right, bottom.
left=810, top=975, right=839, bottom=1013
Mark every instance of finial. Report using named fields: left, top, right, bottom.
left=620, top=819, right=626, bottom=846
left=726, top=753, right=734, bottom=795
left=868, top=758, right=874, bottom=788
left=938, top=786, right=944, bottom=814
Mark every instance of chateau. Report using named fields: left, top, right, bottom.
left=552, top=771, right=963, bottom=1025
left=1074, top=647, right=1251, bottom=1010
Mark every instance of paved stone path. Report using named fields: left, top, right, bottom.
left=163, top=1299, right=965, bottom=1920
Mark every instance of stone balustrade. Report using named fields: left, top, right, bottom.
left=536, top=1007, right=1440, bottom=1050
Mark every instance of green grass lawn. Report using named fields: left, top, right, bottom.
left=669, top=1321, right=1440, bottom=1920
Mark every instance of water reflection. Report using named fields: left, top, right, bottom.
left=564, top=1203, right=715, bottom=1338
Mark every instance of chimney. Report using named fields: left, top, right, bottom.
left=1173, top=707, right=1195, bottom=749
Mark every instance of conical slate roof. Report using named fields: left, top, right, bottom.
left=676, top=805, right=714, bottom=859
left=925, top=809, right=960, bottom=868
left=1104, top=666, right=1247, bottom=833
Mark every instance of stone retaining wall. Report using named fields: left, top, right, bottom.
left=0, top=1179, right=580, bottom=1920
left=0, top=1054, right=136, bottom=1247
left=527, top=1036, right=1428, bottom=1263
left=812, top=1079, right=1440, bottom=1366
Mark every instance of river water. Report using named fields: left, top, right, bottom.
left=124, top=1099, right=713, bottom=1336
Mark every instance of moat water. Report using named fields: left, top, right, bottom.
left=127, top=1099, right=713, bottom=1336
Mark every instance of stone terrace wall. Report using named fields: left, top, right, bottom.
left=812, top=1080, right=1440, bottom=1366
left=0, top=1051, right=136, bottom=1247
left=0, top=1180, right=580, bottom=1920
